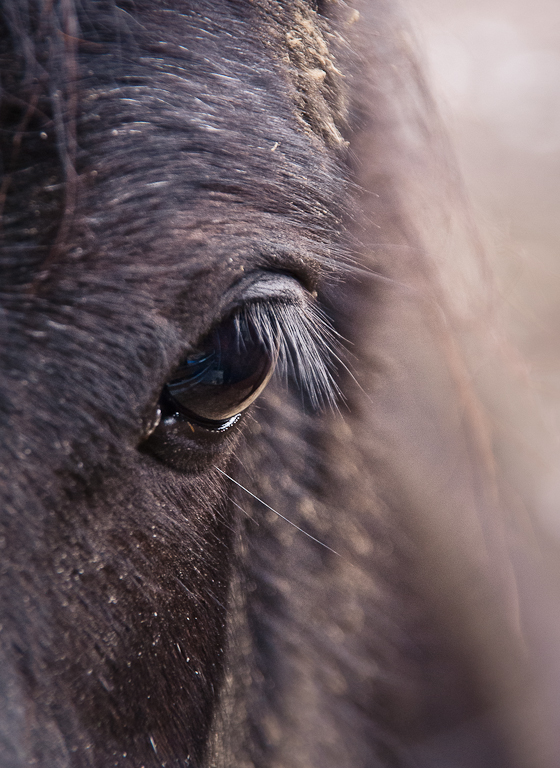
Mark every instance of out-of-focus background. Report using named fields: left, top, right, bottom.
left=411, top=0, right=560, bottom=533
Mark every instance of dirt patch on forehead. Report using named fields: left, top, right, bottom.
left=274, top=3, right=350, bottom=148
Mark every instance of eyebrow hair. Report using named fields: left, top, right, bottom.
left=237, top=295, right=341, bottom=411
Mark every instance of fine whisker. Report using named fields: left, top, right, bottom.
left=215, top=466, right=341, bottom=557
left=231, top=498, right=258, bottom=523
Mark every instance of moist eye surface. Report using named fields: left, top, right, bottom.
left=158, top=275, right=339, bottom=434
left=162, top=311, right=275, bottom=427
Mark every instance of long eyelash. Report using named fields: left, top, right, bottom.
left=237, top=298, right=341, bottom=410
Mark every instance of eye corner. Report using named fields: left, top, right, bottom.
left=140, top=405, right=162, bottom=441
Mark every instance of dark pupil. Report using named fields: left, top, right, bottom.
left=163, top=313, right=274, bottom=425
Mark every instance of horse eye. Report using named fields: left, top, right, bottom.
left=160, top=311, right=275, bottom=430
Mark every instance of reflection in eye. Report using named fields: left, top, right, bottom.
left=162, top=312, right=276, bottom=429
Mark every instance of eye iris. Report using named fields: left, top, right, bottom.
left=164, top=313, right=274, bottom=425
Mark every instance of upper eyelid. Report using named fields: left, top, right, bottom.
left=239, top=273, right=309, bottom=305
left=192, top=272, right=311, bottom=346
left=211, top=271, right=311, bottom=321
left=170, top=275, right=309, bottom=367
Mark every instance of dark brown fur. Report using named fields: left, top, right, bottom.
left=0, top=1, right=556, bottom=766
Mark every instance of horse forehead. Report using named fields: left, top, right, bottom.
left=0, top=0, right=345, bottom=453
left=4, top=31, right=340, bottom=314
